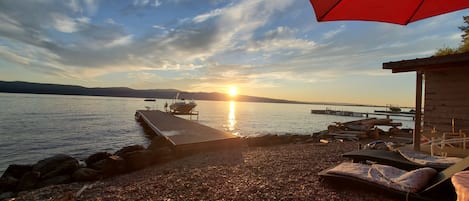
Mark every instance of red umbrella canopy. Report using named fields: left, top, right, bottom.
left=310, top=0, right=469, bottom=25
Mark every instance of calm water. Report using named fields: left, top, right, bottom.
left=0, top=93, right=414, bottom=173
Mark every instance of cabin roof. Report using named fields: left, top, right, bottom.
left=383, top=52, right=469, bottom=73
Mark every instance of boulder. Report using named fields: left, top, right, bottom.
left=72, top=168, right=101, bottom=181
left=95, top=155, right=126, bottom=177
left=0, top=176, right=18, bottom=192
left=37, top=175, right=72, bottom=188
left=16, top=171, right=40, bottom=191
left=32, top=154, right=79, bottom=179
left=0, top=192, right=14, bottom=201
left=121, top=150, right=156, bottom=171
left=114, top=145, right=145, bottom=157
left=85, top=152, right=111, bottom=167
left=88, top=159, right=105, bottom=171
left=1, top=164, right=32, bottom=180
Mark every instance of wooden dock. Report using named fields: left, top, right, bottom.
left=311, top=109, right=416, bottom=120
left=135, top=110, right=240, bottom=153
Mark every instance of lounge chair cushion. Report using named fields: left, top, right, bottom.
left=327, top=162, right=437, bottom=193
left=398, top=149, right=462, bottom=167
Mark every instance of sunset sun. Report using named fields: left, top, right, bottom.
left=229, top=86, right=238, bottom=97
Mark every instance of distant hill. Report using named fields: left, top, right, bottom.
left=0, top=81, right=306, bottom=104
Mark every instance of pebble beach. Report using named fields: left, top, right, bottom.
left=13, top=141, right=401, bottom=201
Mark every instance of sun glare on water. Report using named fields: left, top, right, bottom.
left=229, top=86, right=238, bottom=97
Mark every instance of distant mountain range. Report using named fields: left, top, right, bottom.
left=0, top=81, right=308, bottom=104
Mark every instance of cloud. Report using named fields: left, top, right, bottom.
left=0, top=13, right=24, bottom=34
left=121, top=0, right=162, bottom=15
left=0, top=0, right=302, bottom=80
left=127, top=72, right=158, bottom=80
left=105, top=18, right=117, bottom=25
left=0, top=45, right=30, bottom=65
left=133, top=0, right=161, bottom=7
left=193, top=8, right=224, bottom=23
left=322, top=24, right=346, bottom=40
left=50, top=13, right=82, bottom=33
left=0, top=0, right=466, bottom=97
left=104, top=35, right=134, bottom=48
left=83, top=0, right=100, bottom=15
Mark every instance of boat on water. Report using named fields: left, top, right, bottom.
left=169, top=93, right=197, bottom=114
left=388, top=105, right=402, bottom=113
left=374, top=104, right=416, bottom=115
left=142, top=98, right=157, bottom=111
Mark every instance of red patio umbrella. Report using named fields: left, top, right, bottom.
left=309, top=0, right=469, bottom=25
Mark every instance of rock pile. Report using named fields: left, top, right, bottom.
left=0, top=133, right=324, bottom=200
left=0, top=136, right=174, bottom=198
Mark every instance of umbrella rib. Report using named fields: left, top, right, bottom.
left=319, top=0, right=343, bottom=20
left=405, top=0, right=425, bottom=25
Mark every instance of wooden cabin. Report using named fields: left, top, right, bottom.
left=383, top=52, right=469, bottom=151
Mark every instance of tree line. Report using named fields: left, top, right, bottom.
left=435, top=16, right=469, bottom=56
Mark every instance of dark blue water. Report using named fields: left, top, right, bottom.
left=0, top=93, right=414, bottom=174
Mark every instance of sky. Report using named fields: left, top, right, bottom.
left=0, top=0, right=467, bottom=107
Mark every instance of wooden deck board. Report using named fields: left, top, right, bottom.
left=136, top=110, right=238, bottom=147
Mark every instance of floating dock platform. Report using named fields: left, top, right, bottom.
left=311, top=109, right=416, bottom=120
left=135, top=110, right=240, bottom=153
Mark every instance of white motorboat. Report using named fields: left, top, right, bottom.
left=169, top=93, right=197, bottom=113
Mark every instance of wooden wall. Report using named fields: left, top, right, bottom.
left=424, top=68, right=469, bottom=132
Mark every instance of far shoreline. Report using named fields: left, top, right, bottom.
left=0, top=80, right=410, bottom=108
left=0, top=91, right=392, bottom=109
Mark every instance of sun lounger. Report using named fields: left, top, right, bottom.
left=319, top=154, right=469, bottom=201
left=342, top=149, right=461, bottom=171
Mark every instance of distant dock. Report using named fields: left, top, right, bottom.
left=311, top=109, right=416, bottom=120
left=135, top=110, right=240, bottom=153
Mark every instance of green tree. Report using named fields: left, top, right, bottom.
left=434, top=47, right=457, bottom=56
left=434, top=16, right=469, bottom=56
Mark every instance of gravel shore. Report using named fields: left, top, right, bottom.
left=14, top=141, right=400, bottom=201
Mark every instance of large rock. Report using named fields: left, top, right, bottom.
left=16, top=171, right=40, bottom=191
left=0, top=192, right=14, bottom=201
left=93, top=155, right=126, bottom=177
left=121, top=150, right=156, bottom=171
left=0, top=176, right=18, bottom=192
left=33, top=154, right=79, bottom=179
left=114, top=145, right=145, bottom=157
left=85, top=152, right=111, bottom=167
left=88, top=159, right=104, bottom=171
left=37, top=175, right=72, bottom=188
left=1, top=164, right=32, bottom=180
left=72, top=168, right=101, bottom=181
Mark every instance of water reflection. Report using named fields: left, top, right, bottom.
left=228, top=101, right=238, bottom=135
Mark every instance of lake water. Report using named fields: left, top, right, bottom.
left=0, top=93, right=414, bottom=173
